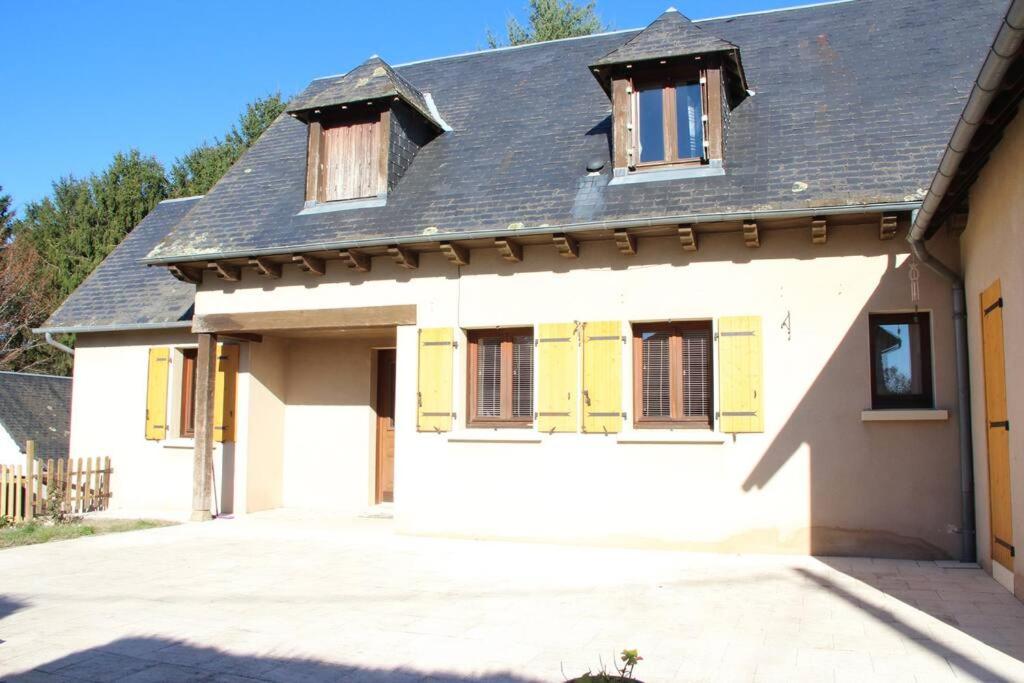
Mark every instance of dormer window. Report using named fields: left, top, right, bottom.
left=634, top=76, right=706, bottom=167
left=316, top=112, right=385, bottom=202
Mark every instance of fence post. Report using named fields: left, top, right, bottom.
left=1, top=466, right=7, bottom=520
left=104, top=456, right=111, bottom=510
left=45, top=458, right=54, bottom=517
left=75, top=457, right=83, bottom=514
left=24, top=442, right=35, bottom=521
left=14, top=465, right=22, bottom=523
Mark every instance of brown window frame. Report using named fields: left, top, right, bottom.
left=631, top=75, right=706, bottom=169
left=466, top=328, right=534, bottom=428
left=305, top=107, right=390, bottom=204
left=869, top=312, right=934, bottom=410
left=179, top=348, right=198, bottom=438
left=632, top=321, right=714, bottom=430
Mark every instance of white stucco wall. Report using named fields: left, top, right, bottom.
left=961, top=109, right=1024, bottom=598
left=0, top=424, right=23, bottom=467
left=191, top=220, right=965, bottom=558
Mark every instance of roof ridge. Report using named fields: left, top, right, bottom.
left=0, top=370, right=72, bottom=380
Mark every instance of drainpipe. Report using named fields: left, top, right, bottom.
left=906, top=0, right=1024, bottom=563
left=44, top=332, right=74, bottom=357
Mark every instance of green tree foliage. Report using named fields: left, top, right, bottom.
left=169, top=93, right=286, bottom=198
left=4, top=92, right=286, bottom=375
left=487, top=0, right=604, bottom=48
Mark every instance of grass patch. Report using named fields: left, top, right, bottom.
left=0, top=519, right=175, bottom=549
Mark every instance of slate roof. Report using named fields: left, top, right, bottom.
left=38, top=197, right=199, bottom=333
left=0, top=371, right=71, bottom=460
left=138, top=0, right=1008, bottom=263
left=592, top=8, right=737, bottom=66
left=287, top=56, right=445, bottom=130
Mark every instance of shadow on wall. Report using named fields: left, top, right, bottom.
left=743, top=250, right=962, bottom=559
left=3, top=637, right=544, bottom=682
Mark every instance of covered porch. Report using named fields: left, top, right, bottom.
left=191, top=305, right=413, bottom=520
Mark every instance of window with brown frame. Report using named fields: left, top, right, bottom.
left=632, top=322, right=713, bottom=429
left=633, top=76, right=706, bottom=167
left=179, top=348, right=198, bottom=438
left=869, top=312, right=933, bottom=409
left=467, top=328, right=534, bottom=427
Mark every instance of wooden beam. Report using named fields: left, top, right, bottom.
left=743, top=221, right=760, bottom=248
left=305, top=120, right=323, bottom=203
left=191, top=332, right=216, bottom=522
left=552, top=233, right=579, bottom=258
left=811, top=218, right=827, bottom=245
left=193, top=304, right=417, bottom=334
left=439, top=242, right=470, bottom=266
left=339, top=249, right=371, bottom=272
left=614, top=229, right=637, bottom=255
left=495, top=238, right=523, bottom=262
left=219, top=332, right=263, bottom=343
left=208, top=262, right=241, bottom=282
left=879, top=214, right=898, bottom=240
left=388, top=246, right=418, bottom=269
left=677, top=225, right=698, bottom=252
left=249, top=257, right=282, bottom=279
left=292, top=254, right=326, bottom=276
left=169, top=265, right=203, bottom=285
left=611, top=78, right=631, bottom=169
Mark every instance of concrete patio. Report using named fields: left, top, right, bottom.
left=1, top=512, right=1023, bottom=682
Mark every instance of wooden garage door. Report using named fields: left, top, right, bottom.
left=981, top=280, right=1014, bottom=571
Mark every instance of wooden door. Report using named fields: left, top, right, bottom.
left=375, top=349, right=397, bottom=503
left=981, top=280, right=1014, bottom=570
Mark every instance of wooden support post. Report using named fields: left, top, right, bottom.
left=439, top=242, right=470, bottom=266
left=879, top=214, right=897, bottom=240
left=811, top=218, right=827, bottom=245
left=14, top=465, right=22, bottom=523
left=552, top=233, right=579, bottom=258
left=678, top=225, right=698, bottom=252
left=388, top=246, right=419, bottom=269
left=743, top=221, right=760, bottom=248
left=169, top=265, right=204, bottom=284
left=614, top=229, right=637, bottom=255
left=250, top=257, right=282, bottom=279
left=495, top=238, right=523, bottom=262
left=208, top=262, right=241, bottom=282
left=292, top=254, right=326, bottom=276
left=24, top=443, right=34, bottom=521
left=339, top=249, right=371, bottom=272
left=192, top=332, right=217, bottom=521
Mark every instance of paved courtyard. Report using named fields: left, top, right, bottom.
left=1, top=512, right=1023, bottom=682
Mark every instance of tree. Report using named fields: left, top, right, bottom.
left=0, top=185, right=13, bottom=243
left=169, top=93, right=286, bottom=198
left=487, top=0, right=604, bottom=48
left=0, top=237, right=63, bottom=373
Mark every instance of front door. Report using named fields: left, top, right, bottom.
left=981, top=280, right=1014, bottom=571
left=375, top=349, right=396, bottom=503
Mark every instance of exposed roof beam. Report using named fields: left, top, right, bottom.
left=208, top=262, right=240, bottom=282
left=339, top=249, right=371, bottom=272
left=614, top=229, right=637, bottom=255
left=677, top=225, right=698, bottom=251
left=879, top=215, right=898, bottom=240
left=811, top=218, right=827, bottom=245
left=742, top=221, right=759, bottom=248
left=388, top=245, right=419, bottom=269
left=169, top=265, right=203, bottom=284
left=495, top=238, right=523, bottom=262
left=553, top=233, right=579, bottom=258
left=439, top=242, right=470, bottom=266
left=292, top=254, right=326, bottom=276
left=249, top=257, right=282, bottom=279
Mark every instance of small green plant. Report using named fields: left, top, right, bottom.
left=567, top=649, right=643, bottom=682
left=45, top=483, right=79, bottom=525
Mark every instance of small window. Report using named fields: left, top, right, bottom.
left=467, top=328, right=534, bottom=427
left=869, top=312, right=933, bottom=409
left=632, top=322, right=713, bottom=429
left=633, top=78, right=706, bottom=167
left=318, top=115, right=384, bottom=202
left=180, top=349, right=198, bottom=438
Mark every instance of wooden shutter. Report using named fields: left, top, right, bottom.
left=718, top=316, right=764, bottom=433
left=537, top=323, right=578, bottom=433
left=145, top=347, right=170, bottom=440
left=582, top=321, right=623, bottom=433
left=417, top=328, right=455, bottom=432
left=214, top=344, right=239, bottom=443
left=981, top=280, right=1014, bottom=570
left=322, top=118, right=382, bottom=201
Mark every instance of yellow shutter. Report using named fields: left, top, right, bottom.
left=718, top=316, right=764, bottom=433
left=214, top=344, right=239, bottom=443
left=537, top=323, right=579, bottom=433
left=417, top=328, right=455, bottom=432
left=145, top=347, right=170, bottom=440
left=582, top=321, right=623, bottom=433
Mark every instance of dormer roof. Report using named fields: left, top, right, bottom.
left=287, top=56, right=446, bottom=130
left=590, top=8, right=748, bottom=103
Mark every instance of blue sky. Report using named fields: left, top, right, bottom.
left=1, top=0, right=802, bottom=214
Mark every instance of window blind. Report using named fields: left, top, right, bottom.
left=682, top=329, right=711, bottom=418
left=642, top=332, right=671, bottom=417
left=476, top=337, right=502, bottom=417
left=512, top=334, right=534, bottom=418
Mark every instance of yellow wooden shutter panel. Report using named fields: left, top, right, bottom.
left=582, top=321, right=623, bottom=433
left=537, top=323, right=578, bottom=433
left=214, top=344, right=239, bottom=443
left=417, top=328, right=454, bottom=432
left=718, top=316, right=764, bottom=433
left=145, top=347, right=170, bottom=440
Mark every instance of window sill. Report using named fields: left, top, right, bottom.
left=162, top=438, right=195, bottom=449
left=861, top=409, right=949, bottom=422
left=446, top=429, right=542, bottom=444
left=617, top=430, right=728, bottom=444
left=297, top=196, right=386, bottom=215
left=609, top=163, right=724, bottom=186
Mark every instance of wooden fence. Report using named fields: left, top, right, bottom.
left=0, top=441, right=112, bottom=523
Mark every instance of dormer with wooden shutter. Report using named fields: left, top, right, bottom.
left=590, top=8, right=748, bottom=177
left=288, top=56, right=448, bottom=207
